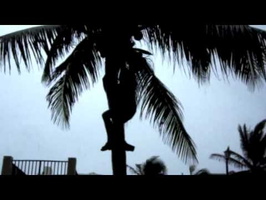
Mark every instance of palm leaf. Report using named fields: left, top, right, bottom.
left=237, top=120, right=266, bottom=171
left=210, top=152, right=247, bottom=169
left=194, top=168, right=210, bottom=175
left=135, top=164, right=144, bottom=175
left=42, top=26, right=83, bottom=83
left=42, top=25, right=98, bottom=83
left=229, top=151, right=251, bottom=169
left=142, top=25, right=266, bottom=87
left=247, top=120, right=266, bottom=166
left=145, top=156, right=160, bottom=163
left=189, top=164, right=196, bottom=175
left=238, top=120, right=266, bottom=167
left=0, top=25, right=65, bottom=72
left=126, top=164, right=141, bottom=175
left=127, top=50, right=197, bottom=163
left=46, top=37, right=102, bottom=128
left=210, top=153, right=227, bottom=161
left=143, top=156, right=167, bottom=175
left=253, top=119, right=266, bottom=134
left=238, top=124, right=250, bottom=159
left=128, top=156, right=167, bottom=175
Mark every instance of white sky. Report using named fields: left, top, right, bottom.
left=0, top=25, right=265, bottom=175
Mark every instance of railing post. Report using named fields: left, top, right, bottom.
left=38, top=161, right=42, bottom=175
left=67, top=158, right=76, bottom=175
left=1, top=156, right=13, bottom=175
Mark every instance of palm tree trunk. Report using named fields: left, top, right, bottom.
left=224, top=147, right=230, bottom=175
left=104, top=55, right=127, bottom=175
left=225, top=158, right=229, bottom=175
left=112, top=149, right=126, bottom=175
left=111, top=122, right=127, bottom=175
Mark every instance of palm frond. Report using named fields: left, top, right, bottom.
left=42, top=25, right=98, bottom=83
left=0, top=25, right=65, bottom=72
left=143, top=156, right=167, bottom=175
left=247, top=120, right=266, bottom=166
left=194, top=168, right=210, bottom=175
left=42, top=26, right=83, bottom=83
left=210, top=152, right=247, bottom=169
left=210, top=153, right=226, bottom=161
left=238, top=120, right=266, bottom=167
left=189, top=164, right=196, bottom=175
left=253, top=119, right=266, bottom=134
left=238, top=124, right=251, bottom=159
left=127, top=156, right=167, bottom=175
left=142, top=25, right=266, bottom=87
left=46, top=37, right=102, bottom=128
left=126, top=164, right=141, bottom=175
left=127, top=50, right=197, bottom=163
left=135, top=164, right=144, bottom=175
left=229, top=151, right=251, bottom=169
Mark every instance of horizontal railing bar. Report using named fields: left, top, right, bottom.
left=13, top=160, right=68, bottom=163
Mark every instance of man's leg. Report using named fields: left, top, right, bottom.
left=101, top=110, right=114, bottom=151
left=114, top=118, right=135, bottom=152
left=102, top=111, right=135, bottom=151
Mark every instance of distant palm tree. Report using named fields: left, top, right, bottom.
left=127, top=156, right=167, bottom=175
left=1, top=25, right=266, bottom=175
left=189, top=165, right=210, bottom=175
left=210, top=119, right=266, bottom=174
left=88, top=172, right=99, bottom=175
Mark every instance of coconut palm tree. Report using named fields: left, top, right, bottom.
left=210, top=119, right=266, bottom=174
left=1, top=25, right=266, bottom=175
left=127, top=156, right=167, bottom=175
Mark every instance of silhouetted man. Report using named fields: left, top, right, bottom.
left=101, top=62, right=136, bottom=151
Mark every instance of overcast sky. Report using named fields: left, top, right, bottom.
left=0, top=25, right=265, bottom=175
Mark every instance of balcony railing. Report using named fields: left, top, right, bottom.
left=1, top=156, right=77, bottom=175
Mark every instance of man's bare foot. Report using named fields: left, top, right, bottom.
left=101, top=142, right=112, bottom=151
left=101, top=142, right=135, bottom=151
left=124, top=142, right=135, bottom=151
